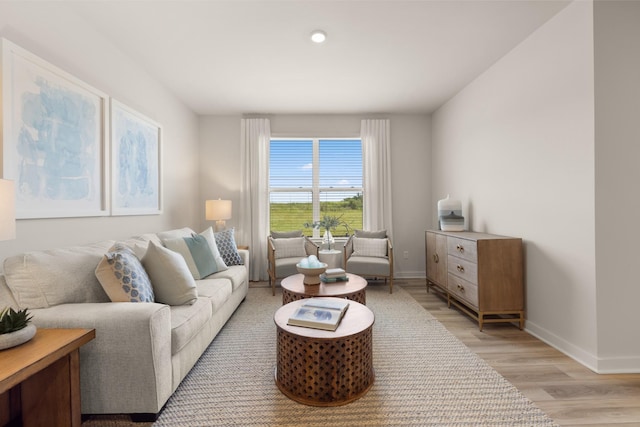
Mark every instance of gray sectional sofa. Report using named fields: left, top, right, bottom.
left=0, top=227, right=249, bottom=420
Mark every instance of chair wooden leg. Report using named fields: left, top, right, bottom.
left=389, top=277, right=393, bottom=294
left=269, top=277, right=275, bottom=296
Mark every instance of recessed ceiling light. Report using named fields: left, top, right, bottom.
left=310, top=30, right=326, bottom=43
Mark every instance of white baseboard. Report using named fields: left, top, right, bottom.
left=526, top=320, right=640, bottom=374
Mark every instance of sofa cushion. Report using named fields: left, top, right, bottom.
left=163, top=234, right=220, bottom=280
left=196, top=278, right=233, bottom=314
left=208, top=265, right=247, bottom=292
left=352, top=236, right=388, bottom=258
left=214, top=228, right=243, bottom=266
left=169, top=297, right=212, bottom=355
left=142, top=241, right=198, bottom=306
left=3, top=240, right=115, bottom=309
left=95, top=243, right=155, bottom=303
left=273, top=237, right=306, bottom=259
left=157, top=227, right=195, bottom=242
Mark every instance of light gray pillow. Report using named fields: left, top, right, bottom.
left=352, top=237, right=388, bottom=258
left=355, top=229, right=387, bottom=239
left=271, top=230, right=303, bottom=239
left=273, top=236, right=306, bottom=259
left=142, top=241, right=198, bottom=306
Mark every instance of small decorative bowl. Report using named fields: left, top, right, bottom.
left=296, top=262, right=328, bottom=285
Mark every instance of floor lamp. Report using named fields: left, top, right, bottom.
left=0, top=179, right=16, bottom=241
left=205, top=199, right=232, bottom=232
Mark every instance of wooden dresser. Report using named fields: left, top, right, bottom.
left=425, top=230, right=524, bottom=330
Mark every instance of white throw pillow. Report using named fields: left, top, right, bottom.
left=352, top=237, right=388, bottom=258
left=143, top=241, right=198, bottom=306
left=273, top=237, right=306, bottom=259
left=199, top=227, right=228, bottom=272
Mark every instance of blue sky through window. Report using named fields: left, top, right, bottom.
left=270, top=139, right=362, bottom=203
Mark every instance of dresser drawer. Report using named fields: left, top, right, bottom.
left=448, top=273, right=478, bottom=308
left=447, top=255, right=478, bottom=284
left=447, top=237, right=477, bottom=262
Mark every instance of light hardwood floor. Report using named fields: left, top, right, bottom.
left=397, top=279, right=640, bottom=427
left=257, top=279, right=640, bottom=426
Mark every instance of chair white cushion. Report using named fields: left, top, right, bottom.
left=352, top=237, right=388, bottom=258
left=273, top=237, right=307, bottom=259
left=275, top=257, right=303, bottom=278
left=346, top=256, right=391, bottom=277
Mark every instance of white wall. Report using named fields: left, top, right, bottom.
left=594, top=1, right=640, bottom=372
left=199, top=114, right=432, bottom=278
left=432, top=1, right=601, bottom=369
left=0, top=3, right=200, bottom=266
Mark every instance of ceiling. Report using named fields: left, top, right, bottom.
left=66, top=0, right=571, bottom=115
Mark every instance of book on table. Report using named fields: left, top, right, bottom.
left=324, top=268, right=346, bottom=278
left=287, top=298, right=350, bottom=331
left=321, top=268, right=348, bottom=282
left=320, top=274, right=349, bottom=282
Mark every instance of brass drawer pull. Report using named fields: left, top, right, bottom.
left=433, top=253, right=439, bottom=263
left=457, top=284, right=465, bottom=293
left=456, top=244, right=464, bottom=253
left=456, top=264, right=464, bottom=272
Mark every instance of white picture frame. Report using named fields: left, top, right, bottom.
left=0, top=38, right=109, bottom=219
left=110, top=99, right=162, bottom=216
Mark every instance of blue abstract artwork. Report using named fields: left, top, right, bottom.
left=111, top=100, right=161, bottom=215
left=2, top=39, right=107, bottom=218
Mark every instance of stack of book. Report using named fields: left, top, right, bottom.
left=320, top=268, right=348, bottom=282
left=287, top=298, right=350, bottom=331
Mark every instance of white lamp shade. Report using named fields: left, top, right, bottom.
left=205, top=199, right=232, bottom=221
left=0, top=179, right=16, bottom=241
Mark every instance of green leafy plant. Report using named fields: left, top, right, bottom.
left=303, top=214, right=352, bottom=236
left=0, top=307, right=32, bottom=334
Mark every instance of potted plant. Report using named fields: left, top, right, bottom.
left=304, top=214, right=351, bottom=250
left=0, top=307, right=36, bottom=350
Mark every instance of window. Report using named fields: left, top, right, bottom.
left=269, top=138, right=363, bottom=238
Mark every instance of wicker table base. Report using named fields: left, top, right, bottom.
left=281, top=273, right=368, bottom=305
left=274, top=299, right=375, bottom=406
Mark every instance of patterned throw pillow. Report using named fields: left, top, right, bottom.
left=163, top=234, right=220, bottom=280
left=214, top=228, right=243, bottom=266
left=95, top=243, right=155, bottom=302
left=352, top=237, right=388, bottom=258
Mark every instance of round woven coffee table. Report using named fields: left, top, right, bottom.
left=274, top=298, right=375, bottom=406
left=281, top=273, right=367, bottom=305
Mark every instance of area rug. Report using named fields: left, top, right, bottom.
left=129, top=284, right=554, bottom=426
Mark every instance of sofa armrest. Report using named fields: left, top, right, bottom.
left=237, top=248, right=250, bottom=277
left=30, top=302, right=172, bottom=415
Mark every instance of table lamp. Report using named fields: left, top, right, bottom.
left=205, top=199, right=232, bottom=232
left=0, top=179, right=16, bottom=241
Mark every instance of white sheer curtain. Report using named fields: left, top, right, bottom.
left=239, top=118, right=270, bottom=281
left=361, top=119, right=393, bottom=238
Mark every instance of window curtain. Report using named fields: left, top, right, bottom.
left=239, top=118, right=270, bottom=281
left=361, top=119, right=393, bottom=238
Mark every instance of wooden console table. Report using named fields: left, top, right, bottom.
left=0, top=328, right=95, bottom=427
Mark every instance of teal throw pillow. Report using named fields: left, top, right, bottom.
left=164, top=234, right=220, bottom=280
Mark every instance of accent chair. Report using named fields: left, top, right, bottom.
left=267, top=231, right=319, bottom=295
left=343, top=230, right=394, bottom=293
